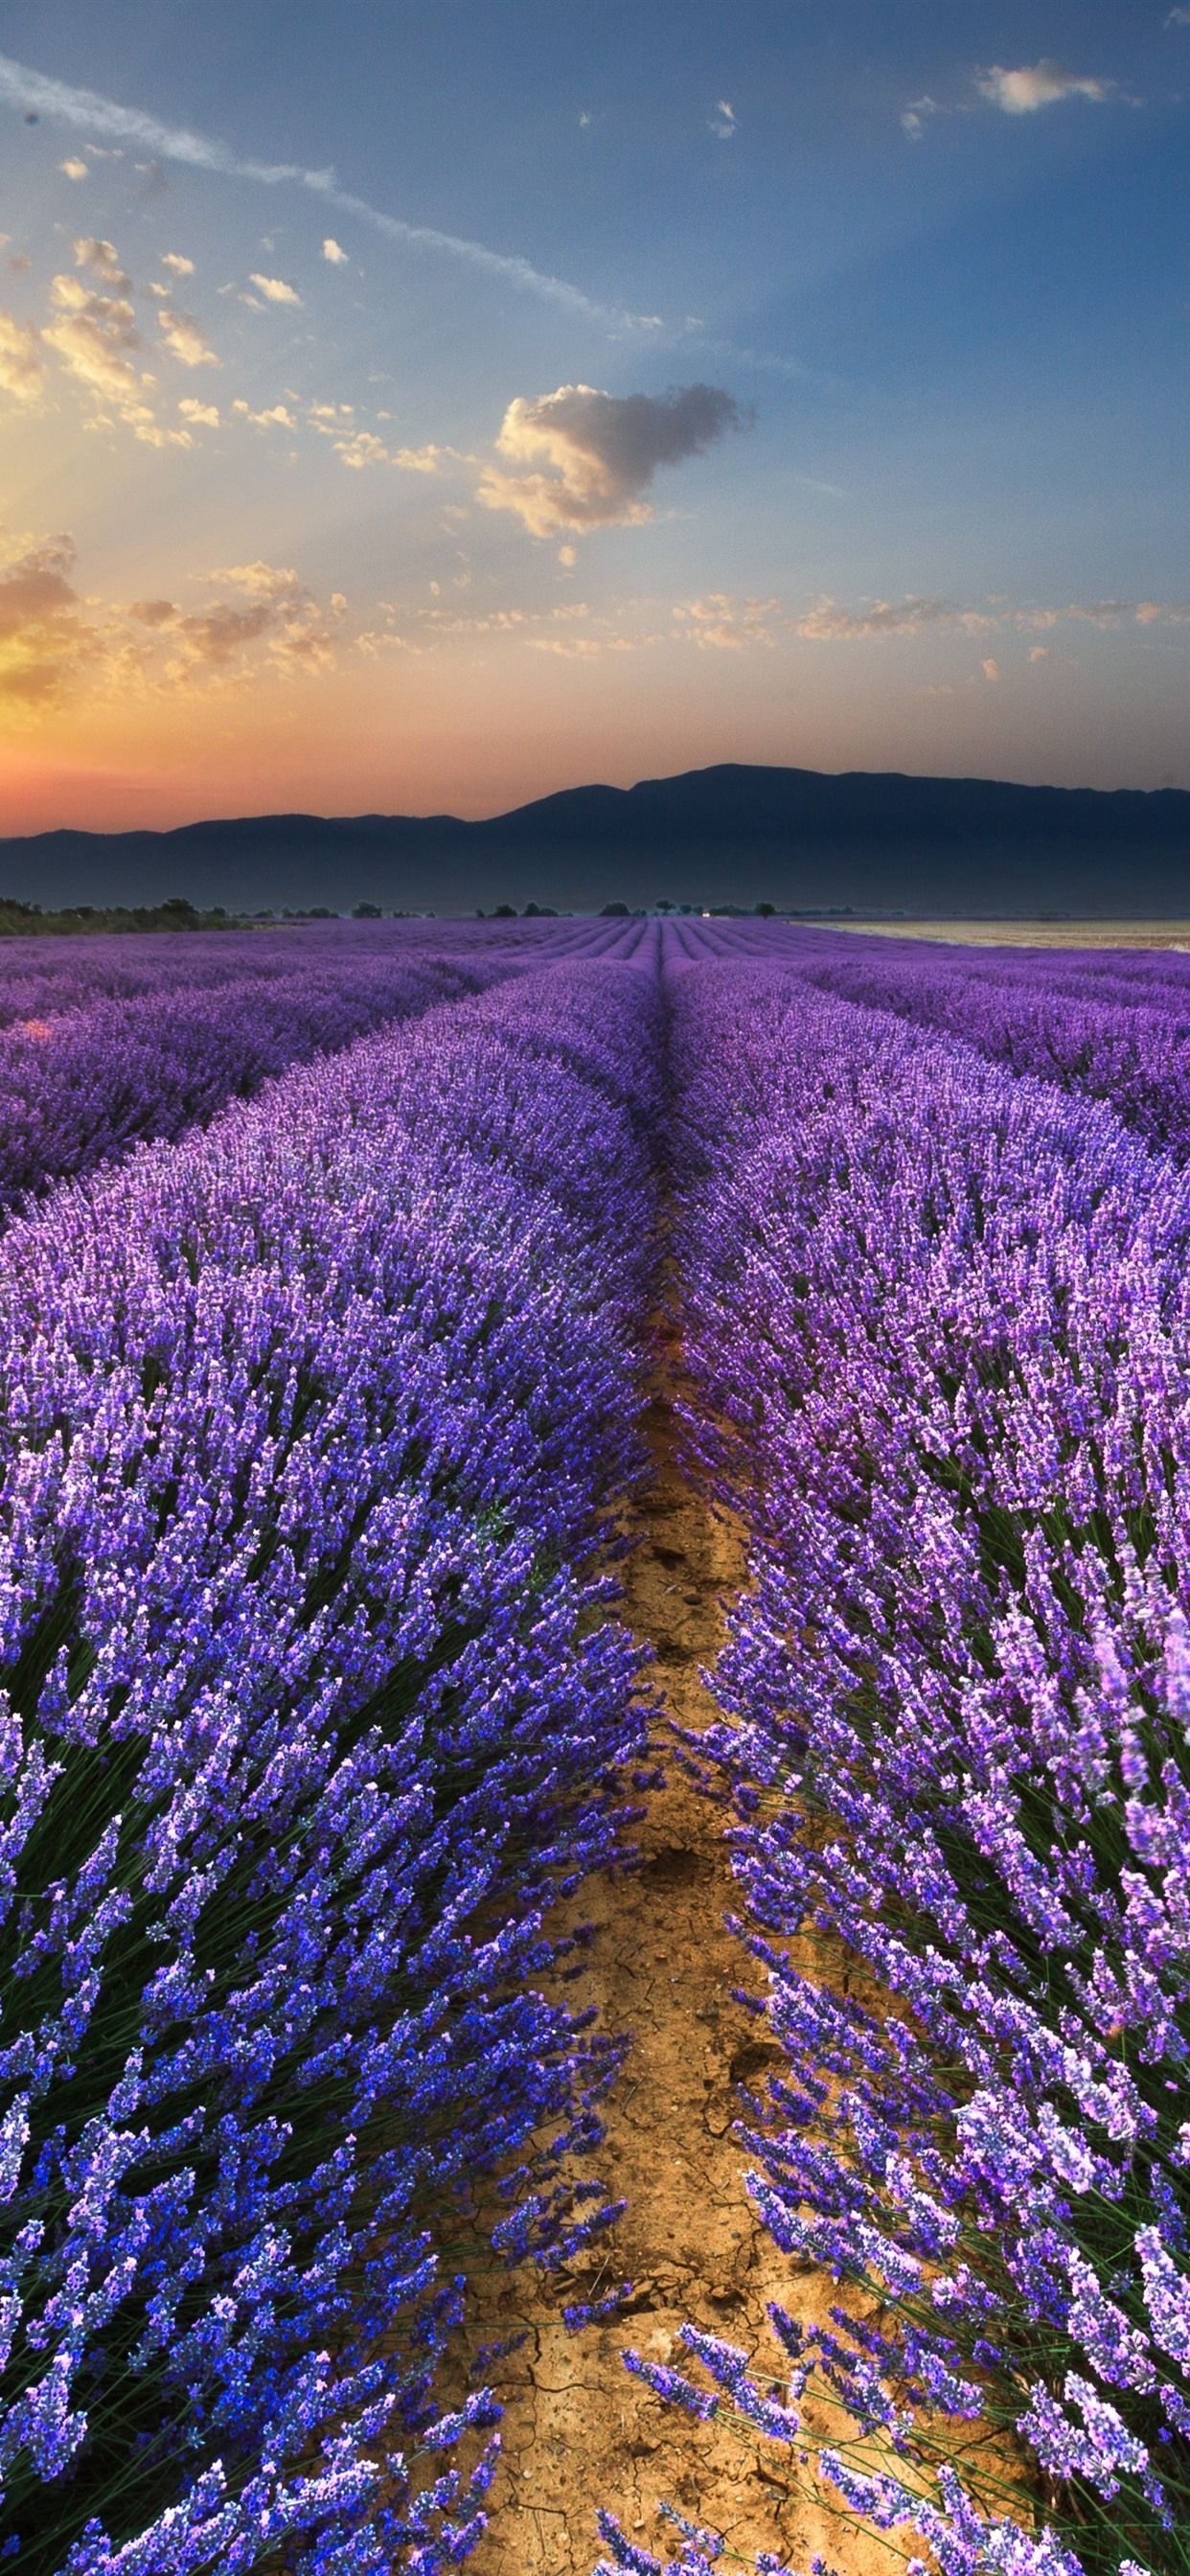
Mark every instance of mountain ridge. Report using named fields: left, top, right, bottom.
left=4, top=762, right=1189, bottom=915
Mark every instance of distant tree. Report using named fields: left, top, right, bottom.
left=600, top=901, right=629, bottom=916
left=352, top=902, right=382, bottom=918
left=523, top=903, right=558, bottom=916
left=655, top=898, right=675, bottom=913
left=754, top=901, right=775, bottom=916
left=492, top=903, right=516, bottom=918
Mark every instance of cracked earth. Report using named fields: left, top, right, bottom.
left=461, top=1374, right=887, bottom=2576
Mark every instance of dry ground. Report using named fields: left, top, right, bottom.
left=461, top=1381, right=888, bottom=2576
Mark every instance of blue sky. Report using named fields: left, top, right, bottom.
left=0, top=0, right=1186, bottom=827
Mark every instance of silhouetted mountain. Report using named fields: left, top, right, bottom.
left=3, top=764, right=1189, bottom=916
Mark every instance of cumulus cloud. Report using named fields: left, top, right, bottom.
left=975, top=61, right=1115, bottom=114
left=59, top=156, right=88, bottom=179
left=0, top=310, right=43, bottom=402
left=178, top=395, right=219, bottom=426
left=478, top=380, right=748, bottom=537
left=156, top=304, right=217, bottom=366
left=1029, top=644, right=1049, bottom=661
left=248, top=270, right=302, bottom=304
left=981, top=656, right=1001, bottom=681
left=160, top=250, right=195, bottom=276
left=322, top=237, right=348, bottom=263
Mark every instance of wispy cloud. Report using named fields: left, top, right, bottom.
left=708, top=99, right=737, bottom=139
left=0, top=52, right=660, bottom=329
left=975, top=61, right=1116, bottom=114
left=901, top=95, right=946, bottom=142
left=673, top=593, right=778, bottom=649
left=792, top=595, right=995, bottom=640
left=478, top=380, right=750, bottom=537
left=791, top=593, right=1189, bottom=641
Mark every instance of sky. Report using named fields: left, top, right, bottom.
left=0, top=0, right=1187, bottom=833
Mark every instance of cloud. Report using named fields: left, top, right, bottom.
left=792, top=594, right=994, bottom=640
left=0, top=53, right=657, bottom=328
left=1029, top=644, right=1049, bottom=661
left=975, top=61, right=1115, bottom=114
left=160, top=250, right=195, bottom=276
left=1168, top=6, right=1190, bottom=22
left=329, top=422, right=448, bottom=471
left=708, top=99, right=737, bottom=139
left=73, top=235, right=130, bottom=289
left=0, top=310, right=43, bottom=402
left=322, top=237, right=348, bottom=263
left=478, top=380, right=748, bottom=537
left=249, top=270, right=302, bottom=305
left=527, top=634, right=604, bottom=657
left=0, top=535, right=98, bottom=699
left=127, top=596, right=178, bottom=625
left=210, top=560, right=302, bottom=598
left=157, top=304, right=217, bottom=366
left=231, top=397, right=296, bottom=430
left=0, top=531, right=345, bottom=704
left=178, top=395, right=219, bottom=426
left=981, top=656, right=1001, bottom=681
left=902, top=94, right=945, bottom=140
left=674, top=592, right=779, bottom=649
left=59, top=156, right=88, bottom=179
left=44, top=270, right=152, bottom=426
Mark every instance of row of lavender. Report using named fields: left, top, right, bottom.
left=714, top=921, right=1190, bottom=1164
left=0, top=916, right=642, bottom=1219
left=0, top=916, right=627, bottom=1033
left=600, top=945, right=1190, bottom=2576
left=0, top=953, right=660, bottom=2573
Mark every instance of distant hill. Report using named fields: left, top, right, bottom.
left=3, top=763, right=1190, bottom=916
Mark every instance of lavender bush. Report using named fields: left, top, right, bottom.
left=0, top=956, right=658, bottom=2573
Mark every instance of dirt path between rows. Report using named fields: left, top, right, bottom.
left=462, top=1376, right=886, bottom=2576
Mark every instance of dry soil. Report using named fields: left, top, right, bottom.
left=460, top=1378, right=888, bottom=2576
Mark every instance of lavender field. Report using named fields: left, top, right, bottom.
left=2, top=913, right=1187, bottom=2576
